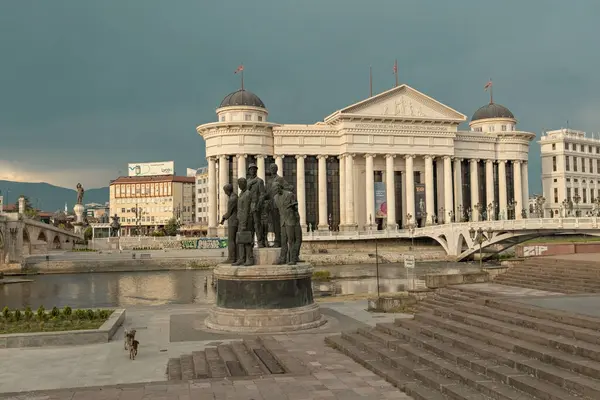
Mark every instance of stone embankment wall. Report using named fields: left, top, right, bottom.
left=515, top=242, right=600, bottom=258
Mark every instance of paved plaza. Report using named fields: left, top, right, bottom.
left=0, top=300, right=413, bottom=400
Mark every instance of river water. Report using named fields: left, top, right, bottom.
left=0, top=262, right=480, bottom=310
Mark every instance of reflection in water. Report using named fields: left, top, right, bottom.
left=0, top=262, right=478, bottom=309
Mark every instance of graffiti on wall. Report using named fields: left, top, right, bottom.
left=523, top=245, right=548, bottom=257
left=181, top=238, right=228, bottom=250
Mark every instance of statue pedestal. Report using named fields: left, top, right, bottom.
left=73, top=204, right=85, bottom=235
left=205, top=248, right=325, bottom=333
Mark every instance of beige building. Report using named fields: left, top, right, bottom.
left=540, top=128, right=600, bottom=217
left=109, top=175, right=195, bottom=235
left=195, top=167, right=210, bottom=225
left=197, top=84, right=535, bottom=237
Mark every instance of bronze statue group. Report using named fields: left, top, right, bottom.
left=220, top=163, right=302, bottom=266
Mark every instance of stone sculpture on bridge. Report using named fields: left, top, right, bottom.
left=110, top=214, right=121, bottom=237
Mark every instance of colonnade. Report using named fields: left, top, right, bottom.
left=206, top=154, right=530, bottom=233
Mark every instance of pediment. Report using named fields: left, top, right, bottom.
left=333, top=85, right=467, bottom=122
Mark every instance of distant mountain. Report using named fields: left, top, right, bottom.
left=0, top=180, right=108, bottom=212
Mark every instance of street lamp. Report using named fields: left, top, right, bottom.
left=561, top=199, right=569, bottom=218
left=573, top=194, right=581, bottom=217
left=406, top=213, right=415, bottom=249
left=469, top=226, right=487, bottom=268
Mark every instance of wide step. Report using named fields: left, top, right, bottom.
left=166, top=337, right=296, bottom=381
left=327, top=284, right=600, bottom=399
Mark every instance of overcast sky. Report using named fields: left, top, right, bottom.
left=1, top=0, right=599, bottom=192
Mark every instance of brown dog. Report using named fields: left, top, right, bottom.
left=124, top=328, right=136, bottom=350
left=129, top=340, right=139, bottom=360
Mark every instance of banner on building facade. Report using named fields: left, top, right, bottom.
left=415, top=183, right=426, bottom=219
left=374, top=182, right=387, bottom=219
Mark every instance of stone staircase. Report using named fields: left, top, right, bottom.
left=493, top=259, right=600, bottom=293
left=167, top=336, right=308, bottom=380
left=326, top=287, right=600, bottom=399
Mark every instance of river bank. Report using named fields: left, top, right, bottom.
left=2, top=244, right=450, bottom=275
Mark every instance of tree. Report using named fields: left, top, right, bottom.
left=164, top=217, right=180, bottom=236
left=84, top=227, right=93, bottom=241
left=19, top=195, right=39, bottom=219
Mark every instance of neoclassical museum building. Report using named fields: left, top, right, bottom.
left=197, top=84, right=534, bottom=236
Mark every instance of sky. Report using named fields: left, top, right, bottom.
left=1, top=0, right=599, bottom=192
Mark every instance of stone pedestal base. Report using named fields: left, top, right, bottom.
left=73, top=223, right=84, bottom=235
left=205, top=263, right=325, bottom=333
left=207, top=226, right=218, bottom=237
left=340, top=224, right=358, bottom=232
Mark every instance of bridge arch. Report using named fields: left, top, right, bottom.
left=37, top=231, right=48, bottom=243
left=22, top=228, right=31, bottom=256
left=52, top=234, right=62, bottom=249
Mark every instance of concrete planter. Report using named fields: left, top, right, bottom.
left=0, top=309, right=125, bottom=348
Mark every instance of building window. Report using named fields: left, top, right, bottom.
left=566, top=178, right=571, bottom=182
left=258, top=115, right=263, bottom=121
left=597, top=159, right=600, bottom=173
left=488, top=126, right=495, bottom=132
left=501, top=125, right=507, bottom=131
left=474, top=127, right=482, bottom=132
left=584, top=188, right=587, bottom=204
left=220, top=115, right=225, bottom=122
left=590, top=158, right=594, bottom=173
left=244, top=114, right=252, bottom=121
left=552, top=156, right=557, bottom=172
left=582, top=159, right=586, bottom=173
left=566, top=157, right=570, bottom=171
left=554, top=188, right=558, bottom=203
left=597, top=147, right=599, bottom=154
left=567, top=188, right=571, bottom=201
left=565, top=143, right=569, bottom=151
left=552, top=143, right=556, bottom=150
left=574, top=179, right=578, bottom=183
left=553, top=178, right=557, bottom=182
left=589, top=146, right=593, bottom=153
left=573, top=157, right=578, bottom=172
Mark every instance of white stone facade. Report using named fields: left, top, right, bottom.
left=195, top=167, right=210, bottom=225
left=197, top=84, right=535, bottom=237
left=540, top=128, right=600, bottom=216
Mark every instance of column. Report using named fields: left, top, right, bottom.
left=207, top=157, right=217, bottom=234
left=339, top=155, right=346, bottom=226
left=218, top=155, right=229, bottom=228
left=424, top=156, right=435, bottom=225
left=345, top=154, right=356, bottom=228
left=365, top=154, right=375, bottom=227
left=498, top=160, right=507, bottom=220
left=469, top=159, right=479, bottom=221
left=486, top=160, right=494, bottom=220
left=436, top=159, right=445, bottom=219
left=453, top=158, right=463, bottom=220
left=256, top=155, right=266, bottom=181
left=385, top=154, right=397, bottom=230
left=275, top=155, right=284, bottom=173
left=317, top=155, right=328, bottom=231
left=443, top=156, right=453, bottom=223
left=296, top=155, right=307, bottom=230
left=236, top=154, right=246, bottom=193
left=521, top=161, right=529, bottom=216
left=405, top=155, right=415, bottom=224
left=514, top=160, right=523, bottom=219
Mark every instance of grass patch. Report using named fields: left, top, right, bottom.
left=0, top=306, right=113, bottom=334
left=312, top=270, right=332, bottom=281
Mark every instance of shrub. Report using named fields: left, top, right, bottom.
left=24, top=307, right=33, bottom=321
left=14, top=309, right=22, bottom=321
left=62, top=306, right=72, bottom=317
left=2, top=306, right=9, bottom=320
left=36, top=306, right=46, bottom=320
left=75, top=309, right=87, bottom=320
left=312, top=270, right=332, bottom=281
left=87, top=309, right=96, bottom=320
left=96, top=309, right=109, bottom=319
left=50, top=307, right=60, bottom=318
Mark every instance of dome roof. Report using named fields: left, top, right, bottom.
left=219, top=89, right=265, bottom=109
left=471, top=103, right=514, bottom=122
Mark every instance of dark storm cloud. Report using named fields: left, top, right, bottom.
left=1, top=0, right=599, bottom=190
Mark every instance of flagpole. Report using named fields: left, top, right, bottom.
left=369, top=65, right=373, bottom=97
left=489, top=78, right=493, bottom=104
left=241, top=63, right=244, bottom=91
left=395, top=59, right=398, bottom=87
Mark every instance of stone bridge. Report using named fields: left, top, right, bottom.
left=0, top=213, right=84, bottom=264
left=302, top=217, right=600, bottom=261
